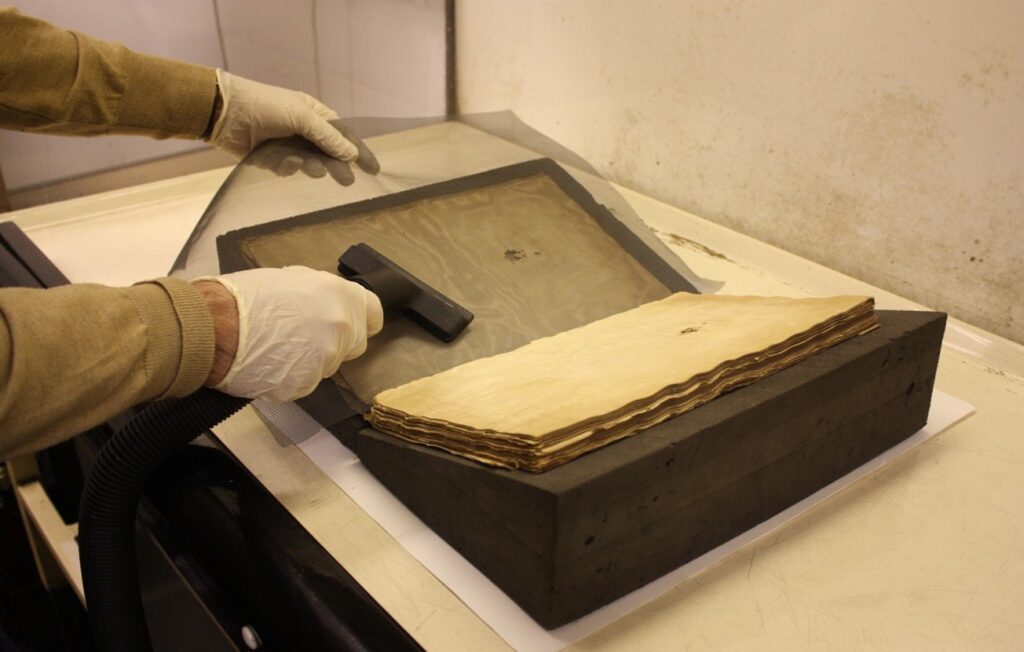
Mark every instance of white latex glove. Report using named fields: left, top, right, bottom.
left=197, top=266, right=384, bottom=402
left=209, top=69, right=359, bottom=161
left=246, top=117, right=381, bottom=184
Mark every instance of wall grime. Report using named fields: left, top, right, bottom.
left=457, top=0, right=1024, bottom=343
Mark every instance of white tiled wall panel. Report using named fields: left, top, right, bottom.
left=215, top=0, right=446, bottom=117
left=345, top=0, right=446, bottom=117
left=213, top=0, right=320, bottom=96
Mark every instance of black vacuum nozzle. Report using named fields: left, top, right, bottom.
left=338, top=243, right=473, bottom=342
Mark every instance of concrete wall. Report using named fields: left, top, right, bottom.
left=0, top=0, right=445, bottom=190
left=212, top=0, right=446, bottom=117
left=456, top=0, right=1024, bottom=343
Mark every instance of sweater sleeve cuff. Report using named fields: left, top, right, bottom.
left=118, top=51, right=217, bottom=139
left=131, top=278, right=215, bottom=398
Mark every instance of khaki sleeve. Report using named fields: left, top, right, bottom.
left=0, top=278, right=215, bottom=459
left=0, top=7, right=217, bottom=139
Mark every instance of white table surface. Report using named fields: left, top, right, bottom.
left=6, top=122, right=1022, bottom=651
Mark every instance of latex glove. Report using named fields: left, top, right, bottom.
left=209, top=70, right=380, bottom=180
left=194, top=266, right=384, bottom=402
left=247, top=118, right=380, bottom=185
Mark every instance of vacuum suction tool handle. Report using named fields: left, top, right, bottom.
left=338, top=243, right=474, bottom=342
left=346, top=266, right=415, bottom=310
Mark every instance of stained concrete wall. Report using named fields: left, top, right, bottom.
left=456, top=0, right=1024, bottom=343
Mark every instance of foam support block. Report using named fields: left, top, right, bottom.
left=354, top=310, right=946, bottom=628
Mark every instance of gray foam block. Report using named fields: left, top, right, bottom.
left=354, top=310, right=946, bottom=628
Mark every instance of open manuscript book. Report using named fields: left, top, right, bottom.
left=369, top=294, right=878, bottom=472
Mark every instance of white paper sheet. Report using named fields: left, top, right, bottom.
left=276, top=391, right=973, bottom=651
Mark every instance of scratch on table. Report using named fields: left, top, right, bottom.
left=414, top=609, right=437, bottom=632
left=747, top=558, right=767, bottom=632
left=418, top=598, right=458, bottom=613
left=655, top=229, right=735, bottom=263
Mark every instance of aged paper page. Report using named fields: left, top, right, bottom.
left=371, top=294, right=877, bottom=471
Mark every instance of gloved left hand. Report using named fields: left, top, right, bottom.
left=208, top=70, right=380, bottom=181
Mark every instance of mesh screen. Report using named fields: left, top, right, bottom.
left=171, top=112, right=717, bottom=406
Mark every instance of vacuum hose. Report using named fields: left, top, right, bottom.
left=78, top=388, right=249, bottom=652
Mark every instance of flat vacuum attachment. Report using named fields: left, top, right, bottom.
left=338, top=243, right=473, bottom=342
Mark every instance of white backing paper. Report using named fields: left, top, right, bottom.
left=274, top=391, right=973, bottom=651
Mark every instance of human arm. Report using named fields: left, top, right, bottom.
left=0, top=7, right=379, bottom=173
left=0, top=7, right=216, bottom=139
left=0, top=279, right=214, bottom=458
left=0, top=268, right=383, bottom=460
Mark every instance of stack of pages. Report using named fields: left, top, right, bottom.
left=369, top=294, right=879, bottom=472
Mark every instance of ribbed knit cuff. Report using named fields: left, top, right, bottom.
left=133, top=278, right=215, bottom=398
left=118, top=51, right=217, bottom=139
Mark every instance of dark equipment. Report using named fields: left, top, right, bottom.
left=214, top=159, right=945, bottom=628
left=339, top=243, right=473, bottom=342
left=78, top=249, right=469, bottom=651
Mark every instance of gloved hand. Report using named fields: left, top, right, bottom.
left=246, top=118, right=380, bottom=185
left=208, top=70, right=380, bottom=182
left=193, top=266, right=384, bottom=402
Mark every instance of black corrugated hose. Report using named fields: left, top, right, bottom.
left=78, top=388, right=249, bottom=652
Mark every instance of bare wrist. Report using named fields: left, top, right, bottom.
left=193, top=280, right=239, bottom=386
